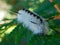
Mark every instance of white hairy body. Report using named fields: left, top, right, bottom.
left=17, top=9, right=49, bottom=35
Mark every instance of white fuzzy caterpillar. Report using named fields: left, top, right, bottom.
left=17, top=9, right=50, bottom=35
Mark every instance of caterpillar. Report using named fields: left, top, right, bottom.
left=17, top=8, right=50, bottom=35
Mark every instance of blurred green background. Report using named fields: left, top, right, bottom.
left=0, top=0, right=60, bottom=45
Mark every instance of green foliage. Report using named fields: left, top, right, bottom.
left=0, top=0, right=60, bottom=45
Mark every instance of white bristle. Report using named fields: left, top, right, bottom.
left=17, top=9, right=49, bottom=35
